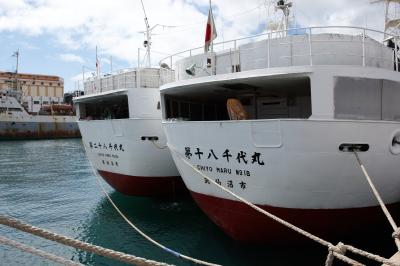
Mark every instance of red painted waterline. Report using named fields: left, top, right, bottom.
left=98, top=170, right=186, bottom=197
left=190, top=190, right=400, bottom=244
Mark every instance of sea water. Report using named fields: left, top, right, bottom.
left=0, top=139, right=396, bottom=265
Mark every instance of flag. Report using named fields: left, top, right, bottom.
left=204, top=7, right=217, bottom=53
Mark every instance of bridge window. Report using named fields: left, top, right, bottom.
left=79, top=94, right=129, bottom=120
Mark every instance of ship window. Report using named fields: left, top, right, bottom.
left=80, top=94, right=129, bottom=120
left=42, top=101, right=49, bottom=104
left=33, top=101, right=40, bottom=104
left=334, top=77, right=400, bottom=121
left=164, top=76, right=311, bottom=121
left=6, top=108, right=22, bottom=112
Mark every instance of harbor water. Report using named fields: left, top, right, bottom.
left=0, top=139, right=397, bottom=265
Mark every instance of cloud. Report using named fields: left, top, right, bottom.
left=59, top=53, right=84, bottom=64
left=0, top=0, right=390, bottom=69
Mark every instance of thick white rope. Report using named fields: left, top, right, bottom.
left=353, top=151, right=400, bottom=251
left=150, top=139, right=168, bottom=149
left=92, top=168, right=221, bottom=266
left=167, top=144, right=400, bottom=266
left=83, top=140, right=219, bottom=266
left=0, top=215, right=172, bottom=266
left=0, top=235, right=83, bottom=266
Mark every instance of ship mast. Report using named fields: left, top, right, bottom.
left=140, top=0, right=152, bottom=68
left=12, top=49, right=19, bottom=91
left=371, top=0, right=400, bottom=39
left=139, top=0, right=175, bottom=68
left=275, top=0, right=293, bottom=36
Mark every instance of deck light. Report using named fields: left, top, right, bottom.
left=185, top=64, right=197, bottom=76
left=185, top=64, right=210, bottom=76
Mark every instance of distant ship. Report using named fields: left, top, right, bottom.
left=0, top=71, right=81, bottom=140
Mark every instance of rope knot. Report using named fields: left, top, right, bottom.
left=392, top=227, right=400, bottom=239
left=328, top=242, right=347, bottom=255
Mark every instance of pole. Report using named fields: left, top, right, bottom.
left=308, top=27, right=313, bottom=66
left=140, top=0, right=151, bottom=67
left=395, top=37, right=398, bottom=72
left=384, top=0, right=389, bottom=40
left=16, top=49, right=19, bottom=74
left=110, top=56, right=113, bottom=74
left=137, top=48, right=141, bottom=88
left=210, top=0, right=214, bottom=53
left=362, top=29, right=366, bottom=67
left=82, top=66, right=85, bottom=88
left=14, top=49, right=19, bottom=91
left=96, top=46, right=99, bottom=77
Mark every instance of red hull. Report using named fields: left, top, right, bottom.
left=98, top=170, right=186, bottom=197
left=191, top=191, right=400, bottom=244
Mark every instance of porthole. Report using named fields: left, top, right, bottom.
left=389, top=130, right=400, bottom=155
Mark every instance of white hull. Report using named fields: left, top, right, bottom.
left=76, top=70, right=184, bottom=197
left=164, top=119, right=400, bottom=209
left=78, top=117, right=183, bottom=196
left=79, top=118, right=179, bottom=178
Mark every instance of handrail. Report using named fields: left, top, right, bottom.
left=157, top=25, right=399, bottom=86
left=158, top=25, right=398, bottom=66
left=83, top=69, right=164, bottom=95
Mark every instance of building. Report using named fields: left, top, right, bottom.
left=0, top=72, right=64, bottom=113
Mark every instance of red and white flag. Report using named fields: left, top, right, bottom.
left=204, top=7, right=217, bottom=53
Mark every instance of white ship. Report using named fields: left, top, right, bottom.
left=73, top=3, right=184, bottom=197
left=159, top=3, right=400, bottom=242
left=74, top=68, right=183, bottom=197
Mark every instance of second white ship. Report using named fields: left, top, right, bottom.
left=74, top=68, right=184, bottom=197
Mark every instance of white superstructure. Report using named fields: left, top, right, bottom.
left=159, top=26, right=400, bottom=242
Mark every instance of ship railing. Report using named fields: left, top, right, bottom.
left=83, top=68, right=165, bottom=95
left=159, top=26, right=399, bottom=85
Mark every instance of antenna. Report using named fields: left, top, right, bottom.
left=140, top=0, right=152, bottom=68
left=12, top=49, right=19, bottom=91
left=275, top=0, right=293, bottom=34
left=12, top=49, right=19, bottom=74
left=139, top=0, right=177, bottom=68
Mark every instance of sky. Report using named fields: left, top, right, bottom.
left=0, top=0, right=389, bottom=92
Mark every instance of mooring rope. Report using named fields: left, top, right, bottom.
left=91, top=168, right=221, bottom=266
left=150, top=139, right=168, bottom=149
left=167, top=144, right=400, bottom=266
left=0, top=215, right=172, bottom=266
left=352, top=150, right=400, bottom=251
left=0, top=235, right=83, bottom=266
